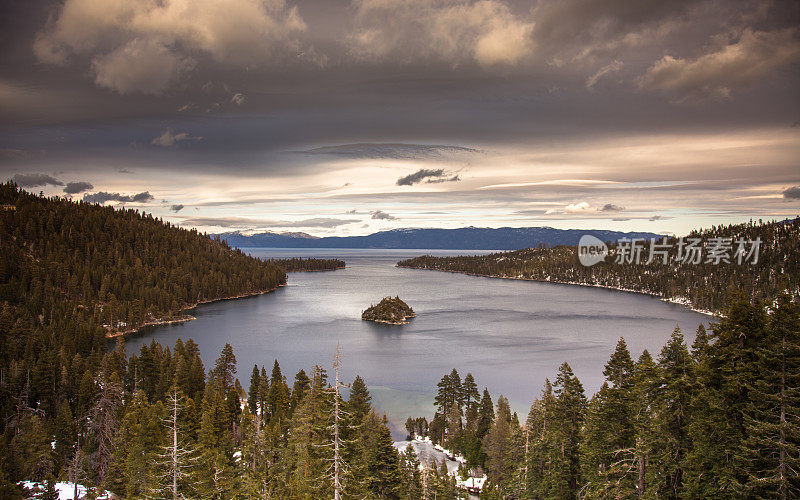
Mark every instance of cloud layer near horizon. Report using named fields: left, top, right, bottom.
left=0, top=0, right=798, bottom=236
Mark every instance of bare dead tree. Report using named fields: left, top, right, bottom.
left=152, top=387, right=201, bottom=500
left=332, top=346, right=346, bottom=500
left=87, top=374, right=122, bottom=486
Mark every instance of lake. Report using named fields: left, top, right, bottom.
left=126, top=248, right=710, bottom=437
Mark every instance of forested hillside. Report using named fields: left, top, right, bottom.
left=409, top=294, right=799, bottom=498
left=0, top=182, right=286, bottom=338
left=399, top=218, right=800, bottom=315
left=0, top=182, right=285, bottom=472
left=268, top=257, right=345, bottom=272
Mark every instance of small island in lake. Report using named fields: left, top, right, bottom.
left=361, top=296, right=416, bottom=325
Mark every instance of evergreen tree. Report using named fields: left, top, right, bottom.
left=632, top=350, right=658, bottom=498
left=348, top=375, right=372, bottom=423
left=477, top=388, right=494, bottom=439
left=267, top=360, right=291, bottom=428
left=211, top=344, right=236, bottom=391
left=737, top=294, right=800, bottom=498
left=650, top=326, right=695, bottom=498
left=290, top=368, right=310, bottom=414
left=352, top=411, right=404, bottom=498
left=286, top=365, right=333, bottom=498
left=482, top=395, right=516, bottom=490
left=685, top=295, right=768, bottom=496
left=547, top=362, right=586, bottom=499
left=582, top=338, right=637, bottom=498
left=248, top=364, right=260, bottom=415
left=110, top=390, right=166, bottom=497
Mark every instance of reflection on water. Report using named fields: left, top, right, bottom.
left=126, top=248, right=710, bottom=437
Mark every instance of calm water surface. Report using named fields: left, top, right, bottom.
left=127, top=248, right=710, bottom=436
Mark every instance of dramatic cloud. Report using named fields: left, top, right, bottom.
left=586, top=60, right=623, bottom=89
left=599, top=203, right=625, bottom=212
left=179, top=216, right=354, bottom=228
left=170, top=204, right=185, bottom=212
left=151, top=129, right=201, bottom=147
left=300, top=143, right=480, bottom=160
left=83, top=191, right=154, bottom=204
left=92, top=39, right=195, bottom=95
left=350, top=0, right=533, bottom=67
left=63, top=181, right=94, bottom=194
left=547, top=202, right=625, bottom=215
left=783, top=186, right=800, bottom=199
left=12, top=173, right=63, bottom=187
left=397, top=168, right=461, bottom=186
left=34, top=0, right=309, bottom=93
left=371, top=210, right=397, bottom=220
left=638, top=28, right=800, bottom=101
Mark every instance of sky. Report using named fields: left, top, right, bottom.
left=0, top=0, right=798, bottom=237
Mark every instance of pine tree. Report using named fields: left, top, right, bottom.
left=462, top=373, right=480, bottom=431
left=446, top=400, right=463, bottom=450
left=477, top=388, right=494, bottom=439
left=290, top=368, right=310, bottom=414
left=582, top=338, right=637, bottom=498
left=399, top=443, right=423, bottom=498
left=348, top=375, right=372, bottom=424
left=353, top=411, right=404, bottom=498
left=111, top=390, right=166, bottom=497
left=651, top=326, right=695, bottom=498
left=685, top=295, right=768, bottom=496
left=267, top=360, right=290, bottom=429
left=632, top=350, right=658, bottom=498
left=547, top=362, right=586, bottom=499
left=211, top=344, right=236, bottom=391
left=483, top=395, right=515, bottom=487
left=738, top=294, right=800, bottom=498
left=285, top=364, right=333, bottom=498
left=248, top=365, right=260, bottom=415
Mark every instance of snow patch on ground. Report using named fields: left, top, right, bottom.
left=20, top=481, right=112, bottom=499
left=393, top=437, right=463, bottom=475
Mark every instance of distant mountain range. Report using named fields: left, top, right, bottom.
left=218, top=227, right=662, bottom=250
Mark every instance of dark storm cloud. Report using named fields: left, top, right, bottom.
left=397, top=168, right=461, bottom=186
left=83, top=191, right=154, bottom=204
left=599, top=203, right=625, bottom=212
left=0, top=0, right=797, bottom=235
left=63, top=181, right=93, bottom=194
left=170, top=204, right=185, bottom=212
left=371, top=210, right=397, bottom=220
left=783, top=186, right=800, bottom=199
left=12, top=173, right=63, bottom=187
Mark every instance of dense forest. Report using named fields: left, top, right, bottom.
left=4, top=296, right=797, bottom=498
left=1, top=182, right=797, bottom=498
left=267, top=257, right=345, bottom=272
left=398, top=217, right=800, bottom=315
left=3, top=338, right=438, bottom=499
left=0, top=182, right=286, bottom=339
left=361, top=297, right=416, bottom=325
left=408, top=294, right=799, bottom=499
